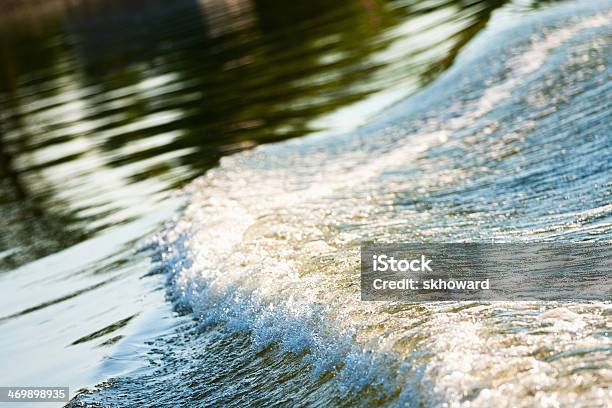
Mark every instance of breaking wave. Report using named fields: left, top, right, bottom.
left=72, top=1, right=611, bottom=406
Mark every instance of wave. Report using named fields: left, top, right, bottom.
left=72, top=1, right=612, bottom=406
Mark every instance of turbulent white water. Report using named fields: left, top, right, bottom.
left=72, top=1, right=611, bottom=407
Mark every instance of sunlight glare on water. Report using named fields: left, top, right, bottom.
left=68, top=1, right=612, bottom=406
left=0, top=0, right=610, bottom=407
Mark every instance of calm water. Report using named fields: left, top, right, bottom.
left=0, top=0, right=610, bottom=407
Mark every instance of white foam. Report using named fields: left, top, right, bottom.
left=150, top=6, right=612, bottom=405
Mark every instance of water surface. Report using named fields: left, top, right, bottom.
left=0, top=0, right=610, bottom=406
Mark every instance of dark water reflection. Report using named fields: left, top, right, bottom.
left=1, top=0, right=534, bottom=269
